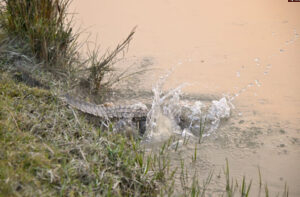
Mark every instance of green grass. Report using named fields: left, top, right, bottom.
left=0, top=69, right=159, bottom=196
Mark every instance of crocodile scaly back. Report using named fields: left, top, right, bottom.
left=63, top=95, right=148, bottom=120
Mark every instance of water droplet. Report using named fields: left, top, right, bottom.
left=255, top=80, right=261, bottom=87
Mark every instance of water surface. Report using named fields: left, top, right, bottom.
left=71, top=0, right=300, bottom=196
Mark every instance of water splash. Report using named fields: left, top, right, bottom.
left=206, top=97, right=232, bottom=133
left=145, top=70, right=233, bottom=140
left=145, top=69, right=187, bottom=139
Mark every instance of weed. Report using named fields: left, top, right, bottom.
left=240, top=176, right=252, bottom=197
left=87, top=27, right=136, bottom=94
left=283, top=182, right=289, bottom=197
left=265, top=184, right=269, bottom=197
left=258, top=166, right=262, bottom=189
left=192, top=143, right=197, bottom=162
left=198, top=116, right=206, bottom=144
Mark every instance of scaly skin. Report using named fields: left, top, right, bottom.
left=63, top=95, right=148, bottom=119
left=63, top=95, right=148, bottom=134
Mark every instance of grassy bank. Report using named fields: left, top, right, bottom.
left=0, top=1, right=165, bottom=195
left=0, top=67, right=160, bottom=196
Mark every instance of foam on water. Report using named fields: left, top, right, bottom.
left=145, top=70, right=233, bottom=141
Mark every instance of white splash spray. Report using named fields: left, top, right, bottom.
left=145, top=70, right=233, bottom=140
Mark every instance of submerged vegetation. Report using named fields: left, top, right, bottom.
left=0, top=0, right=291, bottom=196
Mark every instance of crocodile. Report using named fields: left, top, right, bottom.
left=9, top=64, right=149, bottom=134
left=63, top=95, right=148, bottom=134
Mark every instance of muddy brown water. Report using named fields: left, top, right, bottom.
left=71, top=0, right=300, bottom=196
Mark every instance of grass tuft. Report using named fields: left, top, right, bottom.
left=0, top=0, right=75, bottom=67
